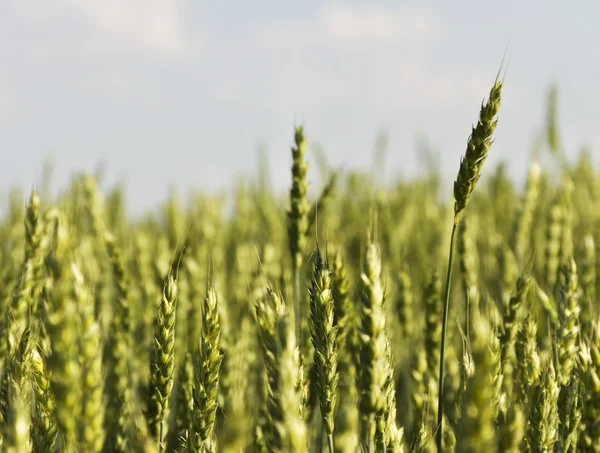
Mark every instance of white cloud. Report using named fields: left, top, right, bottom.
left=59, top=0, right=186, bottom=56
left=1, top=2, right=495, bottom=121
left=321, top=5, right=435, bottom=43
left=216, top=4, right=489, bottom=114
left=6, top=0, right=188, bottom=58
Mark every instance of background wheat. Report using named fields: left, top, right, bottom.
left=0, top=79, right=598, bottom=453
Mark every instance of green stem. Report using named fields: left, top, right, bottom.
left=328, top=434, right=334, bottom=453
left=436, top=220, right=458, bottom=453
left=294, top=267, right=301, bottom=346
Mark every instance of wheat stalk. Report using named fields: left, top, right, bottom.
left=437, top=73, right=503, bottom=453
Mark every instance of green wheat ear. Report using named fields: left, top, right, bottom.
left=453, top=74, right=503, bottom=223
left=31, top=346, right=58, bottom=452
left=255, top=286, right=306, bottom=453
left=557, top=258, right=580, bottom=386
left=148, top=271, right=178, bottom=450
left=357, top=241, right=389, bottom=451
left=287, top=126, right=310, bottom=270
left=286, top=126, right=310, bottom=346
left=331, top=249, right=359, bottom=452
left=189, top=286, right=223, bottom=453
left=527, top=362, right=559, bottom=452
left=579, top=317, right=600, bottom=451
left=308, top=248, right=339, bottom=453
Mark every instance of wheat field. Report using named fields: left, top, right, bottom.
left=0, top=75, right=598, bottom=453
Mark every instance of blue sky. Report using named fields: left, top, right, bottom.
left=1, top=1, right=598, bottom=210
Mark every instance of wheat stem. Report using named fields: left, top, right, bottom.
left=436, top=221, right=457, bottom=453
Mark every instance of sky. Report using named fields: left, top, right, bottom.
left=0, top=1, right=599, bottom=211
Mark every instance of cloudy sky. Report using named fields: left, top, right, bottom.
left=0, top=1, right=598, bottom=209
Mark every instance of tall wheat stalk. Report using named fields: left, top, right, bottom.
left=436, top=73, right=503, bottom=452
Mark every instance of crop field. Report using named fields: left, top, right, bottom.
left=0, top=74, right=598, bottom=453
